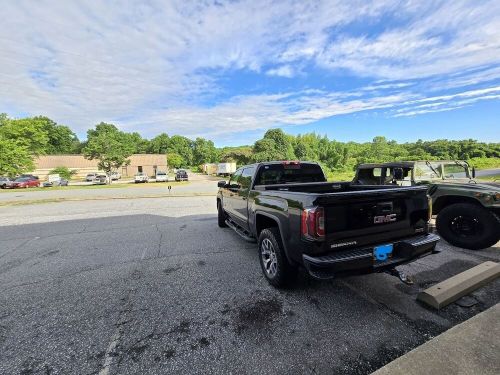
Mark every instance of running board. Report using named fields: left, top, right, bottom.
left=225, top=219, right=256, bottom=243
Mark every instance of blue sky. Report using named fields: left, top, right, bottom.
left=0, top=0, right=499, bottom=146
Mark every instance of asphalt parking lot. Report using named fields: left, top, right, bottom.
left=0, top=196, right=498, bottom=375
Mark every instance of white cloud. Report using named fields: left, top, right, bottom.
left=266, top=65, right=295, bottom=78
left=0, top=0, right=499, bottom=141
left=315, top=1, right=500, bottom=79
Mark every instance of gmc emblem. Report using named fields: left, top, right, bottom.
left=374, top=214, right=397, bottom=224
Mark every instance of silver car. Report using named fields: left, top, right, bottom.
left=0, top=177, right=11, bottom=189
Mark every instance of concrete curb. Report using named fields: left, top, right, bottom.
left=417, top=261, right=500, bottom=309
left=372, top=303, right=500, bottom=375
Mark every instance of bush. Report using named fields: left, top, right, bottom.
left=468, top=157, right=500, bottom=170
left=49, top=166, right=77, bottom=180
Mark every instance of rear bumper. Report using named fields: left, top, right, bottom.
left=302, top=233, right=440, bottom=279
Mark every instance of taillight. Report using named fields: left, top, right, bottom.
left=427, top=195, right=433, bottom=221
left=301, top=207, right=325, bottom=240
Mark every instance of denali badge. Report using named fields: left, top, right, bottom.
left=374, top=213, right=397, bottom=224
left=331, top=241, right=357, bottom=249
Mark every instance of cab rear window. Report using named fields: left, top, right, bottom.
left=255, top=163, right=326, bottom=185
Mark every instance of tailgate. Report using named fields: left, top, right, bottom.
left=317, top=186, right=429, bottom=249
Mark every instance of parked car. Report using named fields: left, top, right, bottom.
left=43, top=179, right=69, bottom=187
left=353, top=161, right=500, bottom=250
left=0, top=177, right=11, bottom=189
left=134, top=172, right=149, bottom=183
left=19, top=174, right=39, bottom=180
left=86, top=173, right=99, bottom=182
left=9, top=177, right=40, bottom=188
left=175, top=170, right=188, bottom=181
left=93, top=174, right=109, bottom=185
left=217, top=161, right=439, bottom=287
left=155, top=171, right=169, bottom=182
left=111, top=171, right=121, bottom=180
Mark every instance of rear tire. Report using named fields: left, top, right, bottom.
left=436, top=203, right=499, bottom=250
left=258, top=228, right=297, bottom=288
left=218, top=201, right=228, bottom=228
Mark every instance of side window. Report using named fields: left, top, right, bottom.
left=372, top=168, right=382, bottom=177
left=240, top=167, right=255, bottom=190
left=229, top=169, right=243, bottom=186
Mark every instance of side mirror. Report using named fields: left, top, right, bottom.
left=471, top=167, right=476, bottom=179
left=393, top=168, right=404, bottom=180
left=217, top=181, right=227, bottom=188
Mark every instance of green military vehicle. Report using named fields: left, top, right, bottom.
left=353, top=161, right=499, bottom=250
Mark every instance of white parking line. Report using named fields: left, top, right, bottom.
left=99, top=327, right=122, bottom=375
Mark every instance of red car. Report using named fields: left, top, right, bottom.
left=10, top=177, right=40, bottom=188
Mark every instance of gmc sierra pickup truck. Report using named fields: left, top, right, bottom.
left=217, top=161, right=440, bottom=287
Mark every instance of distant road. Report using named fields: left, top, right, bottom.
left=0, top=173, right=219, bottom=204
left=475, top=168, right=500, bottom=177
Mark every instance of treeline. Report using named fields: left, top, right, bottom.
left=0, top=114, right=499, bottom=177
left=239, top=129, right=500, bottom=178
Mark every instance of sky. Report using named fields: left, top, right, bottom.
left=0, top=0, right=499, bottom=147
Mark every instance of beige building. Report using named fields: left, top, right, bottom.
left=34, top=154, right=167, bottom=179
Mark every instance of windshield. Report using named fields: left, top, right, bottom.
left=414, top=161, right=470, bottom=180
left=442, top=162, right=470, bottom=178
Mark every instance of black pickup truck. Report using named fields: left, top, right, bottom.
left=217, top=161, right=440, bottom=287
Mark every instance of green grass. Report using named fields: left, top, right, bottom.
left=327, top=170, right=355, bottom=181
left=477, top=174, right=500, bottom=182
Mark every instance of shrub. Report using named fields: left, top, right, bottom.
left=48, top=166, right=77, bottom=180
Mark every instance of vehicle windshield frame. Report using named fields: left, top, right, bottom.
left=414, top=161, right=471, bottom=180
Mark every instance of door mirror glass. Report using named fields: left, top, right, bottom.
left=217, top=181, right=227, bottom=188
left=393, top=168, right=404, bottom=180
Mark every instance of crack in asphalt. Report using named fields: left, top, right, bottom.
left=155, top=224, right=163, bottom=258
left=2, top=248, right=243, bottom=291
left=0, top=237, right=35, bottom=260
left=0, top=221, right=174, bottom=242
left=98, top=289, right=135, bottom=375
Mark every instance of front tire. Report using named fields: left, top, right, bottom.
left=258, top=228, right=297, bottom=288
left=217, top=201, right=227, bottom=228
left=436, top=203, right=500, bottom=250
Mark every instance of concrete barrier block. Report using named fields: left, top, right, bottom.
left=417, top=261, right=500, bottom=309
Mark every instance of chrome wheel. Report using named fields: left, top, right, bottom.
left=261, top=238, right=278, bottom=277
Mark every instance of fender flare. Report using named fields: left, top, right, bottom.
left=254, top=210, right=294, bottom=264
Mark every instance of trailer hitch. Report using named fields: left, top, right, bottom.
left=385, top=268, right=414, bottom=285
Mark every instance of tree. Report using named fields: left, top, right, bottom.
left=168, top=135, right=193, bottom=166
left=148, top=133, right=170, bottom=154
left=167, top=153, right=184, bottom=169
left=193, top=137, right=218, bottom=165
left=260, top=129, right=296, bottom=160
left=126, top=132, right=150, bottom=153
left=252, top=138, right=279, bottom=161
left=0, top=117, right=49, bottom=156
left=0, top=136, right=34, bottom=177
left=219, top=146, right=253, bottom=165
left=35, top=116, right=79, bottom=154
left=82, top=123, right=135, bottom=184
